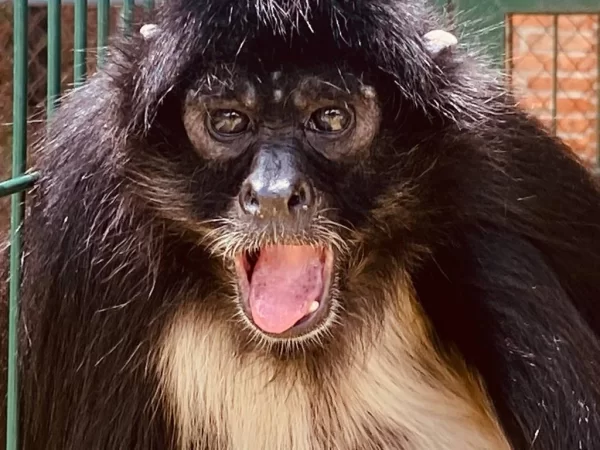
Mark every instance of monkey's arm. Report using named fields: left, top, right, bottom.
left=416, top=229, right=600, bottom=449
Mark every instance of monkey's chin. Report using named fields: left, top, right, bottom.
left=234, top=245, right=335, bottom=340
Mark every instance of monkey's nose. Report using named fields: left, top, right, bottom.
left=239, top=177, right=314, bottom=219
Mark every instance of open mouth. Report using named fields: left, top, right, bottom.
left=234, top=244, right=335, bottom=337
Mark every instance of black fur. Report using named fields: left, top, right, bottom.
left=2, top=0, right=600, bottom=448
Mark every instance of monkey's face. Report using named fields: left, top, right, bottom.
left=138, top=65, right=394, bottom=347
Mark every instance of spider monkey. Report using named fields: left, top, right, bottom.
left=2, top=0, right=600, bottom=449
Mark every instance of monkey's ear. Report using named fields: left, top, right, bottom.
left=423, top=30, right=458, bottom=59
left=140, top=24, right=160, bottom=40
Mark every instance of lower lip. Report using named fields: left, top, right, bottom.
left=234, top=247, right=335, bottom=337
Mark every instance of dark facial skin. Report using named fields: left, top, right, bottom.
left=178, top=66, right=382, bottom=340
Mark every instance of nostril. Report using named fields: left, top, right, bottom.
left=239, top=178, right=314, bottom=218
left=288, top=181, right=312, bottom=212
left=246, top=191, right=259, bottom=207
left=240, top=183, right=260, bottom=215
left=288, top=193, right=302, bottom=209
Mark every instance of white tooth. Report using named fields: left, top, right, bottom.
left=308, top=301, right=320, bottom=314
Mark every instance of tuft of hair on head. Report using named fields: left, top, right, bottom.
left=140, top=23, right=160, bottom=40
left=423, top=29, right=458, bottom=58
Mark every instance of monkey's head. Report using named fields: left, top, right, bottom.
left=179, top=67, right=385, bottom=342
left=118, top=0, right=501, bottom=353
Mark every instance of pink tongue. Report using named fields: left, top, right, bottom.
left=249, top=245, right=325, bottom=334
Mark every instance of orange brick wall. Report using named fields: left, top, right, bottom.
left=508, top=14, right=599, bottom=166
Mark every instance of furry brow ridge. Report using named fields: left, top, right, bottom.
left=94, top=0, right=508, bottom=140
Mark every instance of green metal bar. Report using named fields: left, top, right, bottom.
left=6, top=0, right=29, bottom=447
left=122, top=0, right=134, bottom=33
left=47, top=0, right=62, bottom=116
left=551, top=14, right=559, bottom=136
left=74, top=0, right=88, bottom=87
left=459, top=0, right=600, bottom=14
left=0, top=174, right=40, bottom=198
left=144, top=0, right=155, bottom=12
left=97, top=0, right=110, bottom=66
left=505, top=13, right=514, bottom=89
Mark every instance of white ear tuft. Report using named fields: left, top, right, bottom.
left=423, top=29, right=458, bottom=57
left=140, top=24, right=160, bottom=40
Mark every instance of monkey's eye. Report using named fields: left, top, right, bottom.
left=308, top=107, right=352, bottom=133
left=207, top=109, right=251, bottom=137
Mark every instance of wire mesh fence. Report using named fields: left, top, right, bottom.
left=0, top=2, right=149, bottom=233
left=507, top=13, right=600, bottom=168
left=0, top=3, right=151, bottom=448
